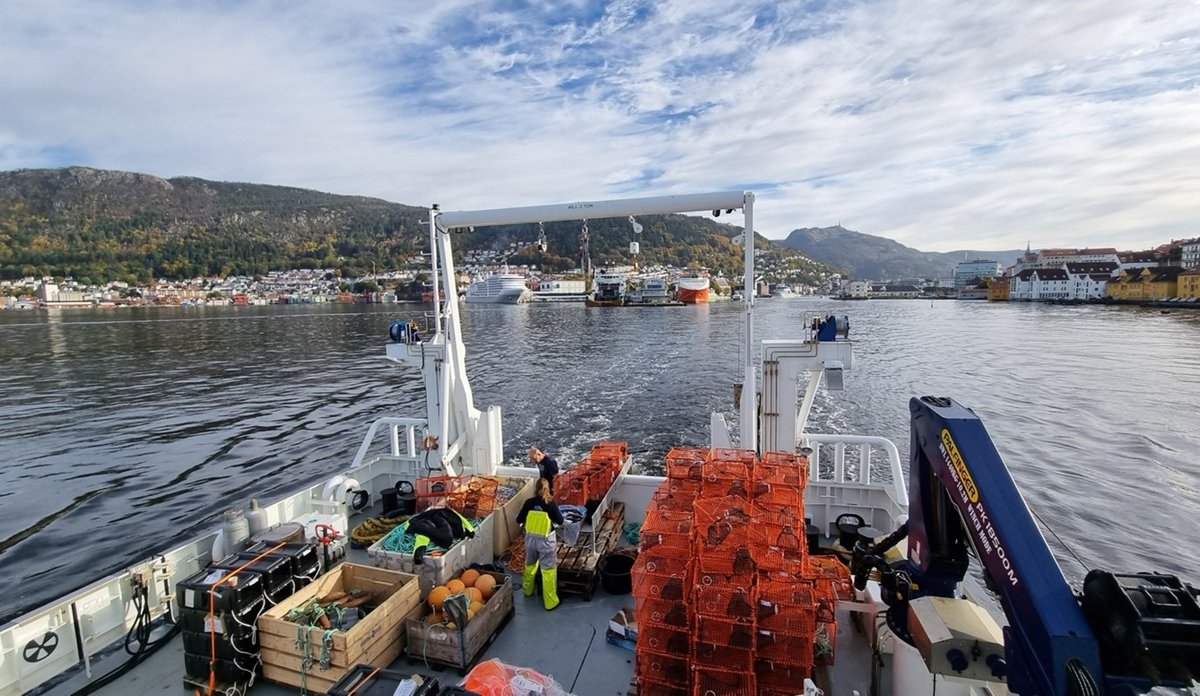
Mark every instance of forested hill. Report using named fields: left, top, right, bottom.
left=0, top=167, right=831, bottom=283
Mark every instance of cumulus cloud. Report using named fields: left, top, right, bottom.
left=0, top=0, right=1197, bottom=250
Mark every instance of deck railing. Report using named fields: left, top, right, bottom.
left=804, top=433, right=908, bottom=505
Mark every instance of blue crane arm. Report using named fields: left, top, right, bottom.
left=905, top=396, right=1103, bottom=695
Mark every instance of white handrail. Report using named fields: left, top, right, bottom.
left=804, top=433, right=907, bottom=504
left=349, top=416, right=429, bottom=469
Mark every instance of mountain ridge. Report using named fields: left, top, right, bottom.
left=778, top=225, right=1022, bottom=280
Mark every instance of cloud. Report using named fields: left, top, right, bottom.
left=0, top=0, right=1197, bottom=251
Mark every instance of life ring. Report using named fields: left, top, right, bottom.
left=321, top=475, right=347, bottom=502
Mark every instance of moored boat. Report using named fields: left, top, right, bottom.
left=586, top=268, right=626, bottom=307
left=676, top=274, right=710, bottom=303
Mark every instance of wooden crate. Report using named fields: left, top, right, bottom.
left=405, top=570, right=515, bottom=674
left=258, top=563, right=421, bottom=693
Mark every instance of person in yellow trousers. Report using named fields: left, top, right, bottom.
left=516, top=478, right=564, bottom=610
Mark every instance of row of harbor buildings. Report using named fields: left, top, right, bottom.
left=976, top=239, right=1200, bottom=302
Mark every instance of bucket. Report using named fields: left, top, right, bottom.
left=395, top=481, right=417, bottom=516
left=599, top=551, right=637, bottom=595
left=381, top=489, right=400, bottom=515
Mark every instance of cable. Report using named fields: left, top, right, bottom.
left=568, top=624, right=597, bottom=694
left=1030, top=507, right=1092, bottom=573
left=72, top=578, right=180, bottom=695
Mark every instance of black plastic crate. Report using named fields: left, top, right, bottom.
left=178, top=604, right=263, bottom=636
left=242, top=541, right=321, bottom=583
left=182, top=625, right=258, bottom=660
left=211, top=553, right=295, bottom=604
left=183, top=651, right=259, bottom=684
left=177, top=566, right=264, bottom=616
left=327, top=664, right=439, bottom=696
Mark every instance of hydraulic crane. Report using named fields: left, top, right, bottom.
left=852, top=396, right=1199, bottom=695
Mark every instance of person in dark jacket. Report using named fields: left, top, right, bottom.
left=527, top=446, right=559, bottom=493
left=517, top=478, right=564, bottom=610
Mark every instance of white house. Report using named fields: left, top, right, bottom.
left=1030, top=268, right=1070, bottom=300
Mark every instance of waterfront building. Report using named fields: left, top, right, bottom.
left=1183, top=239, right=1200, bottom=269
left=1177, top=269, right=1200, bottom=299
left=953, top=260, right=1002, bottom=289
left=844, top=280, right=870, bottom=299
left=1010, top=269, right=1035, bottom=301
left=1029, top=268, right=1069, bottom=300
left=986, top=277, right=1010, bottom=301
left=1065, top=262, right=1118, bottom=300
left=1107, top=267, right=1185, bottom=300
left=1117, top=251, right=1162, bottom=274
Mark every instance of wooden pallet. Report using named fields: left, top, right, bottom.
left=556, top=502, right=625, bottom=600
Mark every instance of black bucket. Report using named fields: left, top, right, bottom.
left=599, top=552, right=637, bottom=595
left=394, top=481, right=417, bottom=516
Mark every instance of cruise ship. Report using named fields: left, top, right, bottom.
left=463, top=270, right=531, bottom=304
left=4, top=191, right=1197, bottom=696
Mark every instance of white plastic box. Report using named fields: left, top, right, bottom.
left=366, top=513, right=495, bottom=597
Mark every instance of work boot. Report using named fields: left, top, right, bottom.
left=522, top=563, right=538, bottom=597
left=541, top=568, right=560, bottom=610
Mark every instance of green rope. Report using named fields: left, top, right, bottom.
left=623, top=522, right=641, bottom=545
left=379, top=518, right=487, bottom=553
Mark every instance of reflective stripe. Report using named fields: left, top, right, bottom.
left=525, top=510, right=552, bottom=536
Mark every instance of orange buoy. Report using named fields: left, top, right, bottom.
left=474, top=574, right=496, bottom=599
left=447, top=579, right=466, bottom=594
left=428, top=585, right=450, bottom=610
left=461, top=569, right=481, bottom=587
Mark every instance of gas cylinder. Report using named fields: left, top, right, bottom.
left=222, top=508, right=250, bottom=551
left=246, top=499, right=268, bottom=536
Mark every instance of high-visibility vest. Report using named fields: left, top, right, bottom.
left=525, top=509, right=552, bottom=536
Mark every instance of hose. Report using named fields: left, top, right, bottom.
left=72, top=575, right=179, bottom=695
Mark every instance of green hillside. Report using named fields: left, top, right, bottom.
left=0, top=167, right=833, bottom=284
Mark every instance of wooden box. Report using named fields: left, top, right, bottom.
left=404, top=570, right=515, bottom=673
left=258, top=563, right=422, bottom=694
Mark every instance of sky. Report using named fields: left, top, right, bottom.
left=1, top=1, right=1198, bottom=252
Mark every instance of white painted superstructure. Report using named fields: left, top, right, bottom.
left=464, top=271, right=531, bottom=304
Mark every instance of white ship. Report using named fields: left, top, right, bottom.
left=463, top=270, right=531, bottom=304
left=5, top=191, right=1197, bottom=696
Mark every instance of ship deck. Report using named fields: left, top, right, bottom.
left=51, top=540, right=876, bottom=696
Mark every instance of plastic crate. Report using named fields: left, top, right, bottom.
left=366, top=514, right=495, bottom=597
left=241, top=542, right=321, bottom=585
left=177, top=566, right=264, bottom=617
left=327, top=665, right=439, bottom=696
left=211, top=553, right=296, bottom=605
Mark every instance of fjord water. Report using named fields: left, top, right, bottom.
left=1, top=299, right=1197, bottom=621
